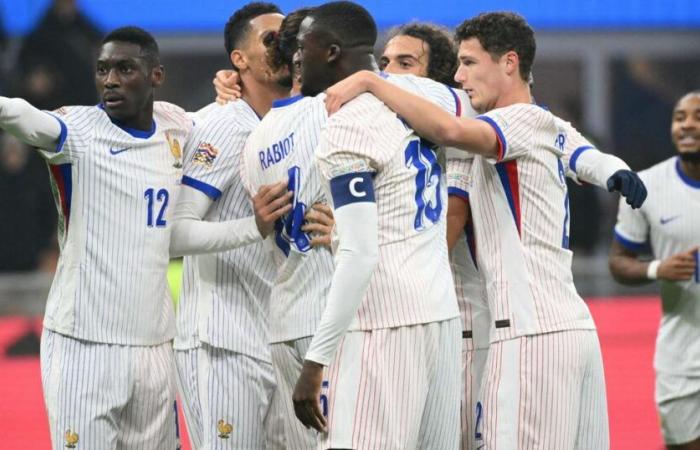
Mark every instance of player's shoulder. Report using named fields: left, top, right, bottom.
left=483, top=103, right=554, bottom=135
left=51, top=105, right=104, bottom=123
left=196, top=100, right=259, bottom=137
left=269, top=94, right=327, bottom=125
left=384, top=73, right=458, bottom=115
left=153, top=101, right=193, bottom=137
left=327, top=92, right=386, bottom=128
left=638, top=156, right=676, bottom=184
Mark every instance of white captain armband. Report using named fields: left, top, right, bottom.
left=329, top=172, right=375, bottom=208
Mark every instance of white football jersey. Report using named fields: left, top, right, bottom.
left=39, top=102, right=192, bottom=345
left=174, top=101, right=276, bottom=362
left=241, top=95, right=334, bottom=344
left=315, top=73, right=461, bottom=330
left=445, top=90, right=491, bottom=348
left=445, top=148, right=491, bottom=350
left=468, top=103, right=597, bottom=343
left=614, top=156, right=700, bottom=375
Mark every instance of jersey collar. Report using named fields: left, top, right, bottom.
left=675, top=157, right=700, bottom=189
left=97, top=104, right=157, bottom=139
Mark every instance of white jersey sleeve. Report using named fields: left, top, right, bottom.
left=555, top=117, right=629, bottom=187
left=181, top=102, right=257, bottom=199
left=613, top=195, right=650, bottom=249
left=477, top=106, right=543, bottom=162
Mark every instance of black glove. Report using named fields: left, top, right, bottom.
left=606, top=169, right=647, bottom=209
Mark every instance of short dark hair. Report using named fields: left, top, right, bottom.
left=102, top=26, right=160, bottom=67
left=308, top=1, right=377, bottom=49
left=264, top=7, right=314, bottom=74
left=224, top=2, right=281, bottom=56
left=389, top=23, right=458, bottom=87
left=455, top=12, right=536, bottom=83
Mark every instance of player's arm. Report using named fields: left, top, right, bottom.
left=447, top=196, right=469, bottom=252
left=169, top=182, right=292, bottom=257
left=324, top=71, right=498, bottom=158
left=609, top=241, right=699, bottom=284
left=293, top=173, right=379, bottom=432
left=566, top=145, right=647, bottom=209
left=0, top=96, right=62, bottom=150
left=302, top=203, right=335, bottom=248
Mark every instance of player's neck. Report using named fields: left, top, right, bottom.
left=241, top=76, right=288, bottom=118
left=339, top=53, right=378, bottom=81
left=679, top=158, right=700, bottom=181
left=494, top=82, right=533, bottom=110
left=111, top=104, right=154, bottom=132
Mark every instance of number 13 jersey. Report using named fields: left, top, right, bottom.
left=315, top=74, right=461, bottom=330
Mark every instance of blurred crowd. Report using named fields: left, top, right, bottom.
left=0, top=0, right=102, bottom=274
left=1, top=0, right=697, bottom=270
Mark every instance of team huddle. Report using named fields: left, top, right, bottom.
left=4, top=0, right=700, bottom=449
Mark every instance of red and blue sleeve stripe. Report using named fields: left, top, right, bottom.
left=476, top=115, right=507, bottom=161
left=495, top=160, right=521, bottom=236
left=49, top=163, right=73, bottom=231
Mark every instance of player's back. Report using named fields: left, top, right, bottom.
left=469, top=103, right=595, bottom=342
left=175, top=100, right=275, bottom=361
left=241, top=95, right=333, bottom=343
left=316, top=73, right=461, bottom=330
left=41, top=101, right=191, bottom=345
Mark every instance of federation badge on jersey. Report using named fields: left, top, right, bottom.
left=217, top=419, right=233, bottom=439
left=166, top=132, right=183, bottom=168
left=192, top=142, right=219, bottom=169
left=64, top=428, right=79, bottom=448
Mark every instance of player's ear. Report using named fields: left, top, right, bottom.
left=502, top=50, right=519, bottom=77
left=231, top=50, right=247, bottom=71
left=151, top=64, right=165, bottom=88
left=328, top=44, right=341, bottom=64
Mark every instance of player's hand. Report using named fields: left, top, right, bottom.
left=606, top=170, right=647, bottom=209
left=658, top=247, right=699, bottom=281
left=253, top=181, right=293, bottom=238
left=213, top=70, right=241, bottom=104
left=303, top=203, right=335, bottom=248
left=292, top=360, right=327, bottom=432
left=324, top=70, right=376, bottom=115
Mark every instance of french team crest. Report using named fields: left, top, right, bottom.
left=192, top=142, right=219, bottom=169
left=217, top=419, right=233, bottom=439
left=64, top=429, right=79, bottom=448
left=166, top=132, right=183, bottom=168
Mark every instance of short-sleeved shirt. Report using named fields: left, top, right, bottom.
left=40, top=101, right=192, bottom=345
left=614, top=156, right=700, bottom=375
left=470, top=103, right=596, bottom=343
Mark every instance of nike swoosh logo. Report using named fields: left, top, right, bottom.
left=660, top=215, right=680, bottom=225
left=109, top=147, right=130, bottom=155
